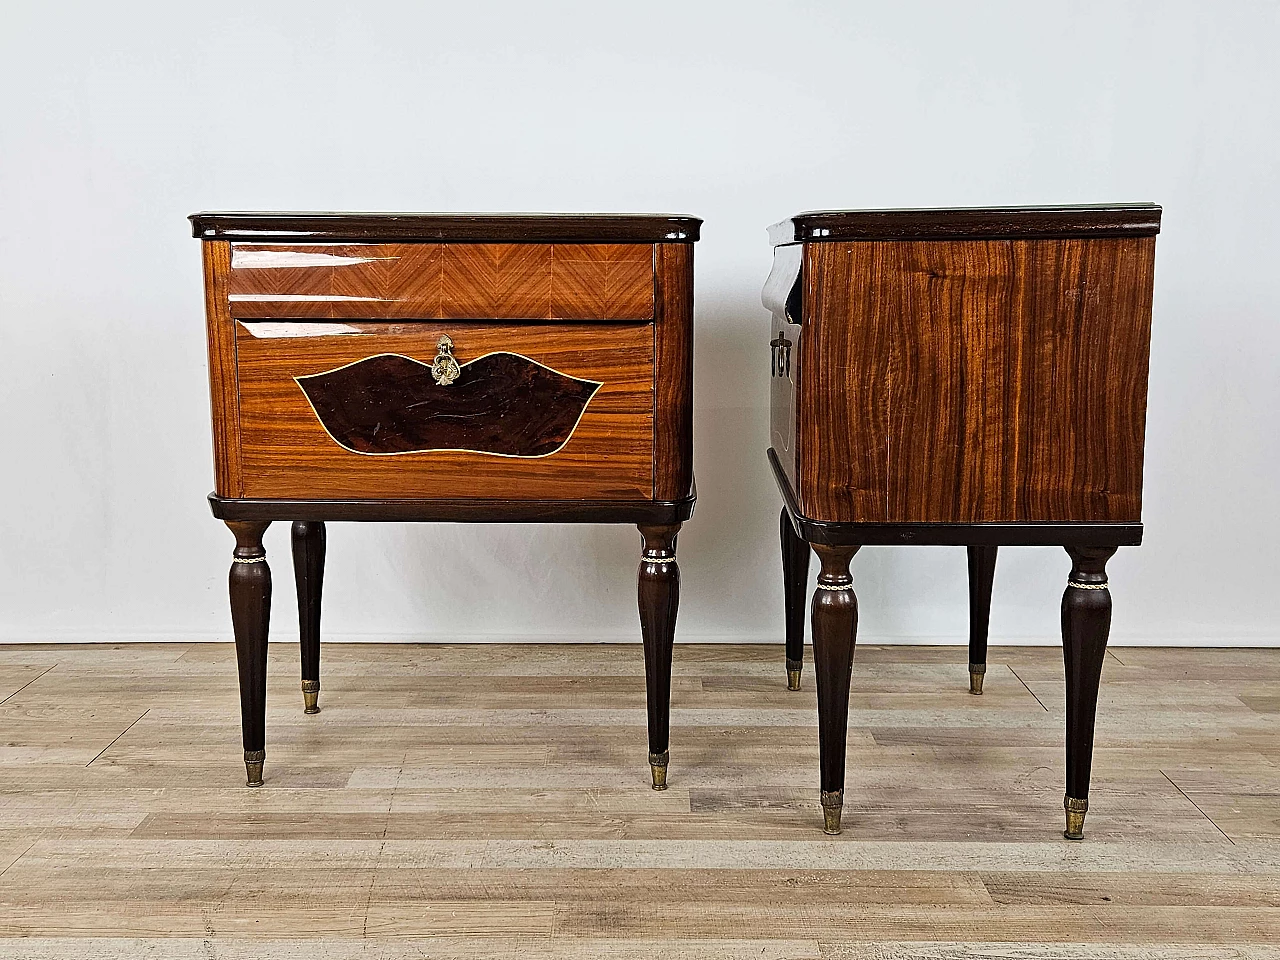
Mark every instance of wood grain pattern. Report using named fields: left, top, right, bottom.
left=797, top=240, right=890, bottom=520
left=201, top=241, right=242, bottom=496
left=227, top=243, right=655, bottom=321
left=0, top=642, right=1275, bottom=955
left=796, top=237, right=1156, bottom=523
left=653, top=243, right=694, bottom=500
left=234, top=322, right=654, bottom=500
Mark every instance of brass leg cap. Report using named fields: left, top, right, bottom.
left=969, top=662, right=986, bottom=696
left=1064, top=795, right=1088, bottom=840
left=302, top=679, right=320, bottom=715
left=820, top=789, right=843, bottom=835
left=649, top=750, right=669, bottom=791
left=244, top=749, right=265, bottom=788
left=786, top=658, right=803, bottom=691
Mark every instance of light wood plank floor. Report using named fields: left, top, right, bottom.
left=0, top=642, right=1277, bottom=958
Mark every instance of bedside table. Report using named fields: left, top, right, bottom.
left=192, top=212, right=699, bottom=790
left=764, top=205, right=1161, bottom=837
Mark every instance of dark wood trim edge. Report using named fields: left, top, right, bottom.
left=768, top=204, right=1161, bottom=246
left=209, top=488, right=697, bottom=525
left=768, top=449, right=1141, bottom=546
left=191, top=213, right=702, bottom=244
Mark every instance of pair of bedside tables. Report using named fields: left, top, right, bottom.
left=193, top=205, right=1161, bottom=838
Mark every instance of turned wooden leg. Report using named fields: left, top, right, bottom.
left=292, top=521, right=326, bottom=715
left=780, top=508, right=812, bottom=690
left=966, top=545, right=998, bottom=695
left=227, top=521, right=272, bottom=787
left=1061, top=544, right=1118, bottom=839
left=638, top=523, right=680, bottom=790
left=811, top=544, right=860, bottom=834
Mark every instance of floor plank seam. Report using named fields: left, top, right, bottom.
left=362, top=750, right=403, bottom=938
left=1007, top=666, right=1050, bottom=712
left=1161, top=770, right=1237, bottom=845
left=0, top=664, right=57, bottom=705
left=0, top=838, right=39, bottom=883
left=85, top=709, right=150, bottom=767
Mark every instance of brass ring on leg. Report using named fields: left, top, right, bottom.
left=1064, top=795, right=1088, bottom=840
left=301, top=679, right=320, bottom=715
left=244, top=749, right=265, bottom=788
left=649, top=750, right=669, bottom=791
left=820, top=789, right=844, bottom=835
left=969, top=662, right=987, bottom=696
left=786, top=657, right=803, bottom=691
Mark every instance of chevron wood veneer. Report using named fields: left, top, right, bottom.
left=228, top=242, right=655, bottom=321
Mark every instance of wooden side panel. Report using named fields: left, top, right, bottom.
left=887, top=240, right=1016, bottom=522
left=799, top=237, right=1156, bottom=523
left=227, top=243, right=654, bottom=321
left=653, top=243, right=694, bottom=500
left=201, top=241, right=242, bottom=496
left=798, top=242, right=892, bottom=521
left=1010, top=237, right=1155, bottom=522
left=234, top=322, right=654, bottom=500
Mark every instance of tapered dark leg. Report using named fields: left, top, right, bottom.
left=1061, top=544, right=1117, bottom=839
left=638, top=523, right=680, bottom=790
left=226, top=521, right=272, bottom=787
left=292, top=521, right=326, bottom=715
left=780, top=508, right=812, bottom=690
left=966, top=545, right=998, bottom=695
left=810, top=544, right=861, bottom=834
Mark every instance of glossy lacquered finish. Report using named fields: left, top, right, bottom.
left=234, top=321, right=654, bottom=500
left=785, top=236, right=1157, bottom=524
left=197, top=211, right=698, bottom=791
left=766, top=204, right=1161, bottom=837
left=226, top=242, right=655, bottom=321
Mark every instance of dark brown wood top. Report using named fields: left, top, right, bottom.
left=768, top=204, right=1161, bottom=246
left=191, top=212, right=701, bottom=244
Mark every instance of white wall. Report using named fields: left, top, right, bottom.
left=1, top=1, right=1277, bottom=647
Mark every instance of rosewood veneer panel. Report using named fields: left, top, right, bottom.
left=234, top=322, right=655, bottom=500
left=799, top=237, right=1156, bottom=523
left=653, top=243, right=694, bottom=499
left=202, top=241, right=241, bottom=496
left=227, top=243, right=655, bottom=321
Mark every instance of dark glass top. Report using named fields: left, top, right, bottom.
left=191, top=212, right=701, bottom=243
left=769, top=204, right=1161, bottom=245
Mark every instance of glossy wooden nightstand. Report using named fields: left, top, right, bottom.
left=192, top=212, right=699, bottom=790
left=764, top=204, right=1161, bottom=836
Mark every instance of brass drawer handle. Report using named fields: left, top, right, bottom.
left=431, top=335, right=461, bottom=386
